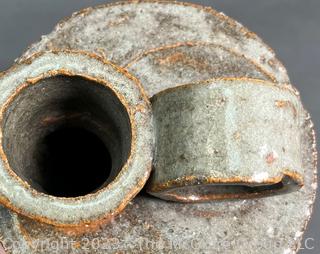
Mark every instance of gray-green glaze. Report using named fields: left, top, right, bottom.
left=0, top=51, right=154, bottom=226
left=0, top=107, right=316, bottom=254
left=149, top=78, right=304, bottom=201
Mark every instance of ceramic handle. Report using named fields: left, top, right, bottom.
left=147, top=78, right=304, bottom=202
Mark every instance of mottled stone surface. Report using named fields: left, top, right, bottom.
left=18, top=1, right=289, bottom=84
left=126, top=42, right=276, bottom=97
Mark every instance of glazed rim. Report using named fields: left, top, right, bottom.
left=19, top=0, right=288, bottom=82
left=0, top=50, right=153, bottom=227
left=148, top=77, right=304, bottom=202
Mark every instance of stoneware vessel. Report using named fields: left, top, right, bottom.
left=0, top=1, right=317, bottom=254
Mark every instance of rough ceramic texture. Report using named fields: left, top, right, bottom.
left=17, top=0, right=289, bottom=84
left=126, top=42, right=276, bottom=97
left=148, top=78, right=304, bottom=201
left=0, top=1, right=316, bottom=253
left=123, top=39, right=302, bottom=200
left=0, top=108, right=316, bottom=254
left=0, top=51, right=154, bottom=227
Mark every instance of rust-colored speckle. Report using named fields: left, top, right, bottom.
left=233, top=131, right=241, bottom=141
left=275, top=100, right=287, bottom=108
left=268, top=58, right=277, bottom=69
left=106, top=13, right=132, bottom=27
left=266, top=152, right=276, bottom=164
left=275, top=100, right=297, bottom=118
left=156, top=51, right=214, bottom=73
left=134, top=103, right=148, bottom=114
left=72, top=241, right=82, bottom=249
left=157, top=52, right=185, bottom=65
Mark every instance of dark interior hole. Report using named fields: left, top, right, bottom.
left=1, top=75, right=132, bottom=197
left=39, top=127, right=112, bottom=197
